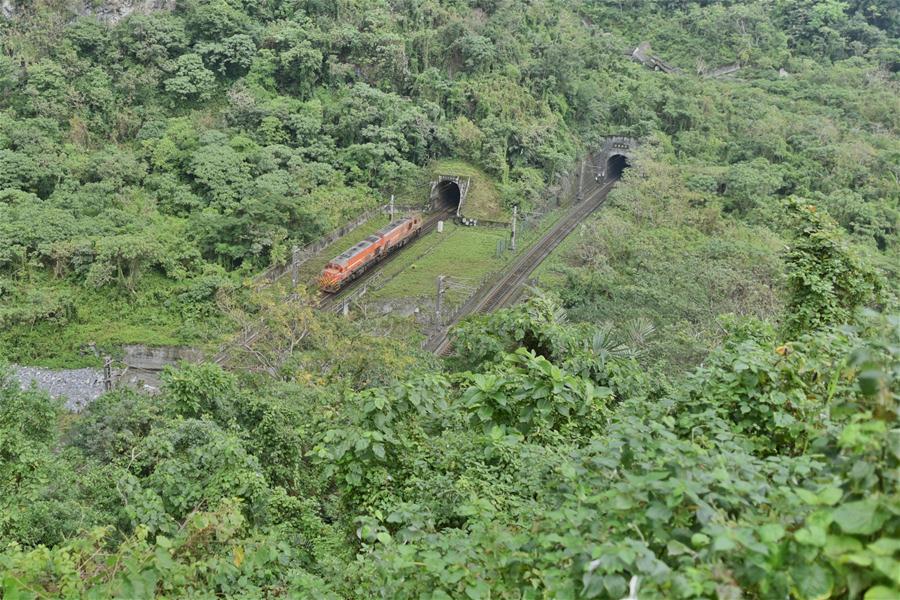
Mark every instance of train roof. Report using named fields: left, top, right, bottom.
left=331, top=239, right=373, bottom=266
left=374, top=216, right=416, bottom=237
left=327, top=214, right=421, bottom=267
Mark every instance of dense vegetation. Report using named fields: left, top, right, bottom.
left=1, top=0, right=897, bottom=363
left=1, top=0, right=898, bottom=597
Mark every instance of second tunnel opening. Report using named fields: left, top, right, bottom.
left=607, top=154, right=630, bottom=180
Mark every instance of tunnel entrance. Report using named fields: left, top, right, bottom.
left=607, top=154, right=630, bottom=180
left=435, top=180, right=461, bottom=213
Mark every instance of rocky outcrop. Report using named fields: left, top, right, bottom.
left=123, top=344, right=203, bottom=371
left=631, top=42, right=679, bottom=74
left=14, top=365, right=106, bottom=412
left=118, top=344, right=204, bottom=393
left=632, top=42, right=745, bottom=79
left=77, top=0, right=176, bottom=25
left=2, top=1, right=16, bottom=19
left=1, top=0, right=175, bottom=24
left=700, top=62, right=742, bottom=78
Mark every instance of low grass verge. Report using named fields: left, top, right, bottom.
left=370, top=203, right=569, bottom=306
left=370, top=222, right=511, bottom=305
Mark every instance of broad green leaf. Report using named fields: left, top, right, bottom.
left=1, top=579, right=23, bottom=600
left=667, top=539, right=692, bottom=556
left=691, top=533, right=710, bottom=548
left=796, top=525, right=827, bottom=547
left=868, top=538, right=900, bottom=556
left=602, top=575, right=627, bottom=598
left=864, top=586, right=900, bottom=600
left=465, top=580, right=490, bottom=600
left=713, top=535, right=737, bottom=552
left=824, top=534, right=863, bottom=557
left=818, top=486, right=843, bottom=506
left=758, top=523, right=786, bottom=543
left=372, top=443, right=386, bottom=459
left=611, top=495, right=634, bottom=510
left=843, top=552, right=873, bottom=567
left=833, top=499, right=888, bottom=535
left=376, top=531, right=392, bottom=545
left=872, top=556, right=900, bottom=585
left=792, top=563, right=834, bottom=600
left=560, top=462, right=577, bottom=478
left=796, top=488, right=820, bottom=505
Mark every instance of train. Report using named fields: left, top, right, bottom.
left=318, top=214, right=423, bottom=292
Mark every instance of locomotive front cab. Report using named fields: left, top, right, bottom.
left=319, top=262, right=344, bottom=293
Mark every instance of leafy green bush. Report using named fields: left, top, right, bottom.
left=782, top=199, right=885, bottom=338
left=0, top=0, right=897, bottom=597
left=461, top=348, right=610, bottom=439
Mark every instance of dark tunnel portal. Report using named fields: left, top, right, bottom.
left=435, top=180, right=461, bottom=212
left=607, top=154, right=630, bottom=179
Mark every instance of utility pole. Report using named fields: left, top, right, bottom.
left=103, top=356, right=113, bottom=392
left=389, top=194, right=395, bottom=221
left=291, top=245, right=300, bottom=287
left=577, top=158, right=585, bottom=203
left=435, top=275, right=446, bottom=322
left=510, top=206, right=518, bottom=251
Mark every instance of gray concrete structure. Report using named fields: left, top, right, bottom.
left=631, top=42, right=679, bottom=73
left=596, top=136, right=638, bottom=182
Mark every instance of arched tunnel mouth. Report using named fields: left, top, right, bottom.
left=435, top=180, right=461, bottom=212
left=607, top=154, right=630, bottom=179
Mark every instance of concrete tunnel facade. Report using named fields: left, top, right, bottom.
left=596, top=136, right=638, bottom=182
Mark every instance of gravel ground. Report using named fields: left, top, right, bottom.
left=13, top=366, right=106, bottom=412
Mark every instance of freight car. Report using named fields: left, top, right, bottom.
left=319, top=214, right=423, bottom=292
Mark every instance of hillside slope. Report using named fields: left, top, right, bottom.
left=0, top=1, right=898, bottom=598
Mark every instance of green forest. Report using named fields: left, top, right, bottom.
left=1, top=0, right=898, bottom=597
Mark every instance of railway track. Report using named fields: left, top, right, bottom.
left=215, top=206, right=452, bottom=364
left=317, top=206, right=455, bottom=311
left=426, top=177, right=618, bottom=355
left=214, top=179, right=612, bottom=364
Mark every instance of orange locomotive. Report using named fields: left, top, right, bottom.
left=319, top=214, right=423, bottom=292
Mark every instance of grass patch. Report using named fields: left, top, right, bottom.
left=370, top=222, right=511, bottom=304
left=369, top=204, right=569, bottom=307
left=531, top=215, right=588, bottom=287
left=429, top=160, right=507, bottom=222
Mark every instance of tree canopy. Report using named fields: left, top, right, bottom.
left=0, top=0, right=898, bottom=597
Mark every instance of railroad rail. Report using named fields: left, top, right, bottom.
left=316, top=205, right=456, bottom=311
left=425, top=177, right=618, bottom=356
left=214, top=205, right=454, bottom=364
